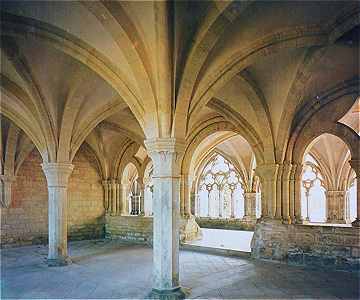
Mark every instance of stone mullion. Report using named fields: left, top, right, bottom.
left=41, top=163, right=74, bottom=266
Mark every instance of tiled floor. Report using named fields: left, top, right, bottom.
left=187, top=228, right=254, bottom=252
left=1, top=239, right=359, bottom=299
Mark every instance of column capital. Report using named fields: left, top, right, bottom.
left=145, top=138, right=185, bottom=177
left=41, top=163, right=74, bottom=187
left=255, top=163, right=279, bottom=180
left=144, top=138, right=185, bottom=154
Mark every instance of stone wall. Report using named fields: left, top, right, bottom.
left=105, top=215, right=201, bottom=244
left=105, top=215, right=153, bottom=245
left=196, top=217, right=255, bottom=231
left=251, top=220, right=360, bottom=271
left=1, top=148, right=105, bottom=247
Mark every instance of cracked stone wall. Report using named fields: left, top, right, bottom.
left=251, top=221, right=360, bottom=271
left=1, top=149, right=105, bottom=247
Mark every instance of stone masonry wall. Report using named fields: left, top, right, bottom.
left=1, top=148, right=105, bottom=247
left=105, top=215, right=153, bottom=245
left=196, top=217, right=255, bottom=231
left=251, top=221, right=360, bottom=271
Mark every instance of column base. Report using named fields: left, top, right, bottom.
left=149, top=287, right=189, bottom=300
left=47, top=256, right=72, bottom=267
left=352, top=218, right=360, bottom=227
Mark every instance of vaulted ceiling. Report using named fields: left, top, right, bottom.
left=1, top=1, right=359, bottom=173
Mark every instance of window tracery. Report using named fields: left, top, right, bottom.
left=196, top=154, right=244, bottom=218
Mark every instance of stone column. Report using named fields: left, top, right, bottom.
left=145, top=138, right=186, bottom=299
left=281, top=163, right=293, bottom=224
left=116, top=181, right=121, bottom=214
left=120, top=183, right=130, bottom=215
left=181, top=174, right=192, bottom=217
left=41, top=163, right=74, bottom=266
left=255, top=164, right=279, bottom=220
left=0, top=175, right=16, bottom=208
left=102, top=180, right=110, bottom=212
left=326, top=190, right=346, bottom=223
left=110, top=179, right=117, bottom=215
left=293, top=163, right=303, bottom=224
left=349, top=159, right=360, bottom=227
left=243, top=192, right=257, bottom=222
left=137, top=178, right=145, bottom=215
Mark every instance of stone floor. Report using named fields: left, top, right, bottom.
left=1, top=239, right=359, bottom=299
left=187, top=228, right=253, bottom=252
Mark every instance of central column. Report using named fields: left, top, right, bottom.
left=41, top=163, right=74, bottom=266
left=145, top=138, right=186, bottom=299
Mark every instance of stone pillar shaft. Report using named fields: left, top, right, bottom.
left=41, top=163, right=74, bottom=266
left=145, top=138, right=185, bottom=296
left=326, top=190, right=346, bottom=223
left=0, top=175, right=15, bottom=208
left=243, top=192, right=257, bottom=222
left=120, top=183, right=130, bottom=215
left=137, top=178, right=145, bottom=215
left=255, top=164, right=279, bottom=219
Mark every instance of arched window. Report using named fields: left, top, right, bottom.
left=301, top=161, right=326, bottom=222
left=196, top=154, right=244, bottom=219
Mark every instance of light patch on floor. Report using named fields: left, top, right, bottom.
left=187, top=228, right=253, bottom=252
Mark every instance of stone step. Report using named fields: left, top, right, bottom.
left=181, top=244, right=251, bottom=258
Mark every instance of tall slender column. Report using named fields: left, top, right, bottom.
left=41, top=163, right=74, bottom=266
left=102, top=180, right=109, bottom=212
left=293, top=163, right=303, bottom=223
left=116, top=181, right=121, bottom=214
left=110, top=179, right=117, bottom=215
left=0, top=175, right=16, bottom=208
left=243, top=192, right=257, bottom=222
left=281, top=163, right=293, bottom=224
left=255, top=164, right=279, bottom=220
left=349, top=160, right=360, bottom=227
left=137, top=178, right=145, bottom=215
left=120, top=183, right=130, bottom=215
left=145, top=138, right=186, bottom=299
